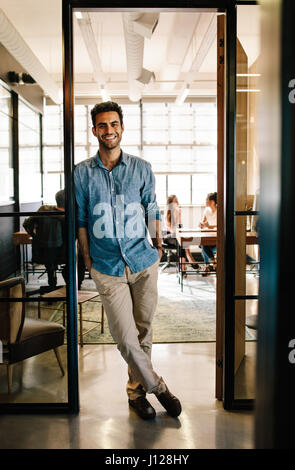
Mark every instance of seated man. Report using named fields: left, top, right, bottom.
left=23, top=190, right=67, bottom=289
left=24, top=190, right=87, bottom=290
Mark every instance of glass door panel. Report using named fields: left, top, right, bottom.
left=0, top=214, right=68, bottom=405
left=234, top=4, right=261, bottom=401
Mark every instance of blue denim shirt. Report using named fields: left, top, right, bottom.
left=74, top=150, right=161, bottom=276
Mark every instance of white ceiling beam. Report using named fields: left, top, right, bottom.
left=73, top=78, right=216, bottom=97
left=0, top=8, right=61, bottom=104
left=175, top=13, right=217, bottom=103
left=159, top=13, right=200, bottom=83
left=190, top=13, right=217, bottom=72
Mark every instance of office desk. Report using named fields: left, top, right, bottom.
left=176, top=230, right=259, bottom=291
left=13, top=231, right=32, bottom=281
left=176, top=230, right=258, bottom=247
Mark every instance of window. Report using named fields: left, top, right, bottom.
left=143, top=146, right=167, bottom=171
left=192, top=174, right=217, bottom=205
left=143, top=103, right=168, bottom=145
left=168, top=174, right=191, bottom=205
left=18, top=99, right=41, bottom=203
left=43, top=100, right=217, bottom=207
left=154, top=174, right=167, bottom=206
left=0, top=83, right=13, bottom=202
left=121, top=104, right=141, bottom=149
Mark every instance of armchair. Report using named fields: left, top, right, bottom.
left=0, top=277, right=65, bottom=393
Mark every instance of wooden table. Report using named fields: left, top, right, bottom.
left=38, top=287, right=105, bottom=347
left=176, top=230, right=258, bottom=247
left=176, top=230, right=259, bottom=291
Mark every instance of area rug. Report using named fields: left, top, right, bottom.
left=47, top=271, right=256, bottom=344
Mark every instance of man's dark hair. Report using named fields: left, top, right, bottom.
left=91, top=101, right=124, bottom=128
left=55, top=189, right=65, bottom=209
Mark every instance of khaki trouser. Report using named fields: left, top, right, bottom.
left=91, top=260, right=166, bottom=400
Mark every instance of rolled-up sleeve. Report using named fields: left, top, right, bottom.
left=141, top=163, right=161, bottom=222
left=74, top=165, right=88, bottom=228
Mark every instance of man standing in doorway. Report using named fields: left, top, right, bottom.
left=74, top=101, right=181, bottom=420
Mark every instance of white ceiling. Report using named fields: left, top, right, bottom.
left=0, top=0, right=260, bottom=103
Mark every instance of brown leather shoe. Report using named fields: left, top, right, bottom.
left=156, top=387, right=182, bottom=417
left=129, top=397, right=156, bottom=420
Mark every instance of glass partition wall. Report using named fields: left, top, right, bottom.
left=18, top=99, right=42, bottom=204
left=0, top=81, right=71, bottom=411
left=223, top=3, right=260, bottom=408
left=233, top=4, right=260, bottom=403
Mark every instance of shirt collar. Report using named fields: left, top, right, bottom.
left=90, top=149, right=128, bottom=168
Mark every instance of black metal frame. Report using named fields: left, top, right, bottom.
left=11, top=91, right=20, bottom=217
left=0, top=65, right=78, bottom=414
left=65, top=0, right=256, bottom=412
left=0, top=0, right=258, bottom=413
left=62, top=0, right=80, bottom=414
left=40, top=113, right=44, bottom=201
left=223, top=3, right=258, bottom=411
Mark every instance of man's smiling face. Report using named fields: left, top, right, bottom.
left=92, top=111, right=124, bottom=151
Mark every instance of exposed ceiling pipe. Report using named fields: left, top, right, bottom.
left=122, top=12, right=159, bottom=102
left=76, top=12, right=110, bottom=101
left=0, top=8, right=61, bottom=104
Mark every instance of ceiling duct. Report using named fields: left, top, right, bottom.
left=136, top=68, right=155, bottom=86
left=76, top=12, right=110, bottom=102
left=132, top=13, right=159, bottom=39
left=0, top=8, right=61, bottom=104
left=122, top=12, right=159, bottom=102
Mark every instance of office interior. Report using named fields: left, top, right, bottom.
left=0, top=0, right=294, bottom=450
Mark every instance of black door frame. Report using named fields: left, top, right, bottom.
left=0, top=0, right=258, bottom=414
left=63, top=0, right=257, bottom=413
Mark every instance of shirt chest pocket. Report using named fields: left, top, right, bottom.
left=115, top=180, right=142, bottom=204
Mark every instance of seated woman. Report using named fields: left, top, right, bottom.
left=199, top=192, right=217, bottom=273
left=163, top=194, right=198, bottom=270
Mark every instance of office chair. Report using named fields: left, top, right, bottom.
left=160, top=242, right=178, bottom=272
